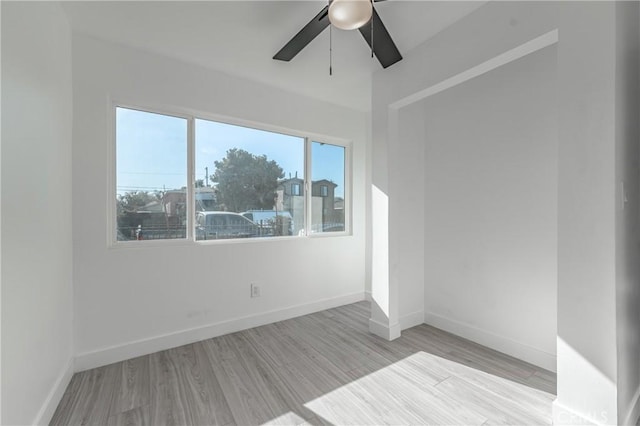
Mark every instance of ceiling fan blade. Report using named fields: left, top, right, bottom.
left=358, top=8, right=402, bottom=69
left=273, top=6, right=330, bottom=62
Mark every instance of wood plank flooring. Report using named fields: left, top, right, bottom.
left=51, top=302, right=556, bottom=425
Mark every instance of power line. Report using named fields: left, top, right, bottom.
left=118, top=171, right=185, bottom=175
left=117, top=186, right=182, bottom=191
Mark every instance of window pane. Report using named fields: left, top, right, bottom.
left=195, top=119, right=304, bottom=239
left=311, top=142, right=346, bottom=233
left=116, top=107, right=187, bottom=241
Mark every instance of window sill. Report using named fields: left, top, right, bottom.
left=109, top=232, right=351, bottom=249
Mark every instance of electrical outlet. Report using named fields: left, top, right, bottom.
left=251, top=283, right=261, bottom=298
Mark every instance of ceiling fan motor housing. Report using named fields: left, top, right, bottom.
left=328, top=0, right=373, bottom=31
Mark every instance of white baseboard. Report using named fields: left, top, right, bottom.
left=622, top=385, right=640, bottom=426
left=364, top=290, right=372, bottom=302
left=399, top=310, right=424, bottom=331
left=33, top=357, right=74, bottom=425
left=369, top=317, right=401, bottom=341
left=423, top=311, right=556, bottom=372
left=75, top=291, right=366, bottom=371
left=552, top=399, right=599, bottom=425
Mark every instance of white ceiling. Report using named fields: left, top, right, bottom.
left=61, top=1, right=486, bottom=111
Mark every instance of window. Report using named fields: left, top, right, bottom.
left=195, top=118, right=305, bottom=238
left=114, top=106, right=348, bottom=243
left=311, top=142, right=346, bottom=233
left=116, top=107, right=187, bottom=241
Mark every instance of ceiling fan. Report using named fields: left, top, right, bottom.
left=273, top=0, right=402, bottom=69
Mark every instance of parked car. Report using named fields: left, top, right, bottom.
left=196, top=211, right=259, bottom=240
left=241, top=210, right=293, bottom=236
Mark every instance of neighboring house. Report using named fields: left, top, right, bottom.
left=275, top=177, right=304, bottom=210
left=276, top=178, right=344, bottom=232
left=275, top=177, right=305, bottom=232
left=165, top=187, right=218, bottom=215
left=195, top=186, right=217, bottom=211
left=311, top=179, right=341, bottom=225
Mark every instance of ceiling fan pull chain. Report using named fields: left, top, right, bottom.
left=329, top=22, right=333, bottom=76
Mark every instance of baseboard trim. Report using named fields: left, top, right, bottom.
left=423, top=311, right=556, bottom=372
left=399, top=310, right=424, bottom=331
left=369, top=317, right=401, bottom=340
left=33, top=357, right=74, bottom=425
left=75, top=291, right=366, bottom=371
left=364, top=290, right=372, bottom=302
left=622, top=384, right=640, bottom=426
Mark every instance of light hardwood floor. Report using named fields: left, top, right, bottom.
left=51, top=302, right=556, bottom=425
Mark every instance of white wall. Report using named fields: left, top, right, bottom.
left=421, top=44, right=558, bottom=370
left=393, top=102, right=425, bottom=330
left=372, top=2, right=633, bottom=424
left=364, top=113, right=372, bottom=299
left=368, top=0, right=561, bottom=343
left=1, top=2, right=74, bottom=425
left=614, top=2, right=640, bottom=424
left=72, top=35, right=368, bottom=369
left=555, top=3, right=618, bottom=424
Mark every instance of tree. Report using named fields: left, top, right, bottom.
left=117, top=191, right=158, bottom=215
left=212, top=148, right=284, bottom=212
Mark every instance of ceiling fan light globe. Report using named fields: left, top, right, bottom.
left=328, top=0, right=372, bottom=31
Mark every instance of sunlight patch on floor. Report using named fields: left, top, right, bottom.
left=260, top=411, right=308, bottom=426
left=304, top=351, right=555, bottom=425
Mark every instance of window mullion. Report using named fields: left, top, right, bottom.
left=187, top=116, right=195, bottom=241
left=304, top=137, right=312, bottom=236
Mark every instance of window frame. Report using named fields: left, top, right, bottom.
left=108, top=101, right=351, bottom=247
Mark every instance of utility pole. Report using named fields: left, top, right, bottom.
left=205, top=167, right=209, bottom=187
